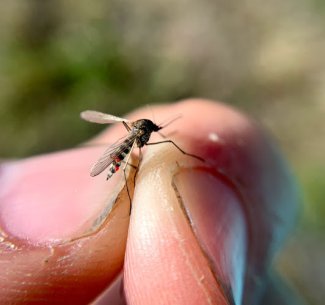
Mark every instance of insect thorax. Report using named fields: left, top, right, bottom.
left=132, top=119, right=160, bottom=147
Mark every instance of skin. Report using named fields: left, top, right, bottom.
left=0, top=99, right=302, bottom=305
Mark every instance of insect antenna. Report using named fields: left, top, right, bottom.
left=156, top=114, right=183, bottom=139
left=159, top=114, right=182, bottom=129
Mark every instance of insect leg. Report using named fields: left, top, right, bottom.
left=121, top=160, right=137, bottom=169
left=122, top=169, right=132, bottom=214
left=122, top=141, right=137, bottom=213
left=146, top=140, right=205, bottom=162
left=133, top=147, right=142, bottom=191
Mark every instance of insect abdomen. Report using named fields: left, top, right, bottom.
left=117, top=148, right=129, bottom=161
left=107, top=160, right=121, bottom=180
left=106, top=144, right=132, bottom=180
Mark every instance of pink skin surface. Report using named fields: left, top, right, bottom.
left=0, top=100, right=299, bottom=305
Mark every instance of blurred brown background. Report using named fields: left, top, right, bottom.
left=0, top=1, right=324, bottom=304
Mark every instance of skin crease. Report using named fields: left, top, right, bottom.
left=0, top=99, right=299, bottom=305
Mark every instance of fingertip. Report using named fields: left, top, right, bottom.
left=123, top=99, right=299, bottom=304
left=124, top=144, right=245, bottom=305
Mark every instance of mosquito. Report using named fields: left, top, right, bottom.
left=80, top=110, right=204, bottom=203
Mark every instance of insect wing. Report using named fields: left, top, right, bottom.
left=80, top=110, right=129, bottom=124
left=90, top=134, right=136, bottom=176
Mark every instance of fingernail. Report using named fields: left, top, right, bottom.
left=0, top=148, right=128, bottom=244
left=173, top=168, right=247, bottom=305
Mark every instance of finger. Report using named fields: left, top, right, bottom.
left=124, top=99, right=299, bottom=305
left=0, top=141, right=134, bottom=303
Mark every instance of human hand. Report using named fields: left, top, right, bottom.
left=0, top=99, right=301, bottom=304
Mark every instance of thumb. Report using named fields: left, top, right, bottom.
left=0, top=141, right=132, bottom=304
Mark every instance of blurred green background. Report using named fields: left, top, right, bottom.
left=0, top=1, right=324, bottom=304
